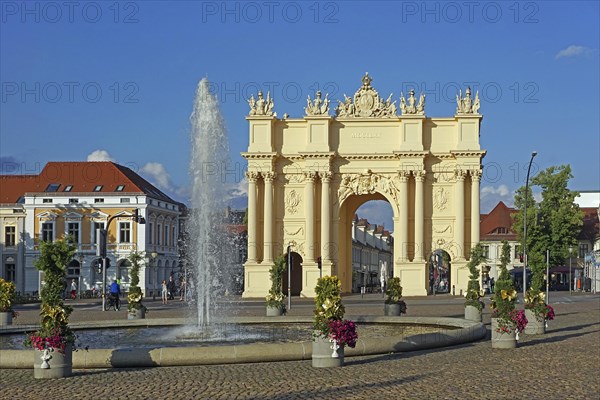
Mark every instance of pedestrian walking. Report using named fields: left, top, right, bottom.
left=167, top=276, right=176, bottom=300
left=161, top=279, right=168, bottom=304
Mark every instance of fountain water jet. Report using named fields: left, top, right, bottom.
left=188, top=78, right=233, bottom=327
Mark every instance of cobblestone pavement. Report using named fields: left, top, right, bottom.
left=2, top=293, right=599, bottom=399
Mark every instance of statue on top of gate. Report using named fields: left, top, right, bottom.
left=335, top=73, right=397, bottom=118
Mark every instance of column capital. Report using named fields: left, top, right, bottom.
left=263, top=171, right=277, bottom=183
left=245, top=171, right=260, bottom=182
left=319, top=171, right=333, bottom=182
left=454, top=169, right=467, bottom=181
left=413, top=170, right=426, bottom=182
left=397, top=170, right=409, bottom=182
left=303, top=171, right=318, bottom=182
left=470, top=169, right=482, bottom=181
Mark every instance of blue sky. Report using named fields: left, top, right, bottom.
left=1, top=1, right=598, bottom=229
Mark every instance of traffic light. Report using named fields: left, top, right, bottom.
left=317, top=256, right=322, bottom=270
left=133, top=209, right=146, bottom=224
left=96, top=229, right=107, bottom=258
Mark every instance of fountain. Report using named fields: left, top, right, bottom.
left=188, top=77, right=234, bottom=327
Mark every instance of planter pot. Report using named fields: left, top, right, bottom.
left=0, top=311, right=13, bottom=326
left=266, top=306, right=283, bottom=316
left=311, top=332, right=344, bottom=368
left=491, top=318, right=517, bottom=349
left=33, top=345, right=72, bottom=379
left=128, top=307, right=146, bottom=320
left=524, top=309, right=546, bottom=335
left=384, top=303, right=401, bottom=316
left=464, top=305, right=482, bottom=322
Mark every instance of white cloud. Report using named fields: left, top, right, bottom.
left=140, top=162, right=174, bottom=192
left=555, top=45, right=593, bottom=59
left=225, top=177, right=248, bottom=200
left=87, top=150, right=115, bottom=162
left=356, top=200, right=394, bottom=231
left=481, top=184, right=514, bottom=213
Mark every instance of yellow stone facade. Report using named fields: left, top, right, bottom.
left=242, top=75, right=485, bottom=297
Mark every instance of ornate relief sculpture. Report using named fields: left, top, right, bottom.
left=400, top=89, right=425, bottom=115
left=305, top=91, right=330, bottom=116
left=285, top=190, right=301, bottom=214
left=337, top=169, right=400, bottom=205
left=263, top=171, right=276, bottom=182
left=433, top=187, right=449, bottom=211
left=245, top=170, right=260, bottom=182
left=335, top=73, right=397, bottom=118
left=248, top=90, right=275, bottom=116
left=456, top=87, right=481, bottom=114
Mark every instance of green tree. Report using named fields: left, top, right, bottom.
left=513, top=165, right=583, bottom=270
left=490, top=241, right=517, bottom=318
left=127, top=251, right=146, bottom=313
left=464, top=244, right=487, bottom=311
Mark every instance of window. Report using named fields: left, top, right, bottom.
left=119, top=222, right=131, bottom=243
left=5, top=226, right=16, bottom=246
left=42, top=222, right=54, bottom=242
left=579, top=244, right=588, bottom=258
left=63, top=185, right=73, bottom=192
left=172, top=226, right=176, bottom=246
left=482, top=245, right=490, bottom=259
left=45, top=183, right=60, bottom=192
left=92, top=222, right=105, bottom=245
left=495, top=227, right=507, bottom=234
left=4, top=263, right=16, bottom=282
left=120, top=198, right=130, bottom=203
left=93, top=185, right=103, bottom=192
left=42, top=198, right=53, bottom=203
left=69, top=198, right=79, bottom=204
left=67, top=222, right=80, bottom=243
left=157, top=224, right=162, bottom=245
left=164, top=225, right=169, bottom=247
left=94, top=198, right=104, bottom=203
left=115, top=185, right=125, bottom=192
left=148, top=222, right=153, bottom=244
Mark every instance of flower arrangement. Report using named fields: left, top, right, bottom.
left=313, top=275, right=358, bottom=348
left=524, top=248, right=556, bottom=325
left=384, top=277, right=407, bottom=314
left=24, top=238, right=77, bottom=354
left=127, top=251, right=147, bottom=315
left=464, top=244, right=487, bottom=311
left=265, top=255, right=286, bottom=312
left=489, top=241, right=527, bottom=338
left=0, top=277, right=18, bottom=319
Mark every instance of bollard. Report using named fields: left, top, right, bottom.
left=452, top=285, right=455, bottom=296
left=459, top=289, right=463, bottom=297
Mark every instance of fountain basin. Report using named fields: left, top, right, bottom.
left=0, top=316, right=485, bottom=369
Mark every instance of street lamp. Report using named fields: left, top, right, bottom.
left=569, top=245, right=573, bottom=295
left=76, top=253, right=84, bottom=300
left=287, top=244, right=292, bottom=311
left=523, top=151, right=537, bottom=300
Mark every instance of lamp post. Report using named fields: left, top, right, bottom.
left=98, top=209, right=145, bottom=311
left=287, top=244, right=292, bottom=311
left=569, top=245, right=573, bottom=295
left=77, top=253, right=84, bottom=300
left=522, top=151, right=537, bottom=300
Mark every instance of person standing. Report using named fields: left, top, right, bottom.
left=161, top=280, right=168, bottom=304
left=70, top=279, right=77, bottom=300
left=167, top=275, right=176, bottom=300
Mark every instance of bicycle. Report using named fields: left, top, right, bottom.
left=104, top=293, right=120, bottom=311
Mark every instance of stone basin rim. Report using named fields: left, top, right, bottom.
left=0, top=316, right=486, bottom=369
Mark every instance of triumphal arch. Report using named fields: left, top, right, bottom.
left=242, top=74, right=485, bottom=297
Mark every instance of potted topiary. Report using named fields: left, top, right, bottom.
left=265, top=255, right=286, bottom=316
left=127, top=251, right=147, bottom=319
left=384, top=277, right=407, bottom=316
left=489, top=241, right=528, bottom=348
left=524, top=250, right=555, bottom=335
left=24, top=238, right=77, bottom=378
left=464, top=244, right=487, bottom=322
left=0, top=277, right=18, bottom=326
left=312, top=275, right=358, bottom=368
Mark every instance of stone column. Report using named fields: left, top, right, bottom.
left=246, top=171, right=260, bottom=262
left=470, top=169, right=482, bottom=249
left=454, top=169, right=466, bottom=260
left=320, top=172, right=332, bottom=262
left=263, top=171, right=276, bottom=263
left=304, top=171, right=317, bottom=262
left=398, top=171, right=409, bottom=262
left=414, top=170, right=425, bottom=261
